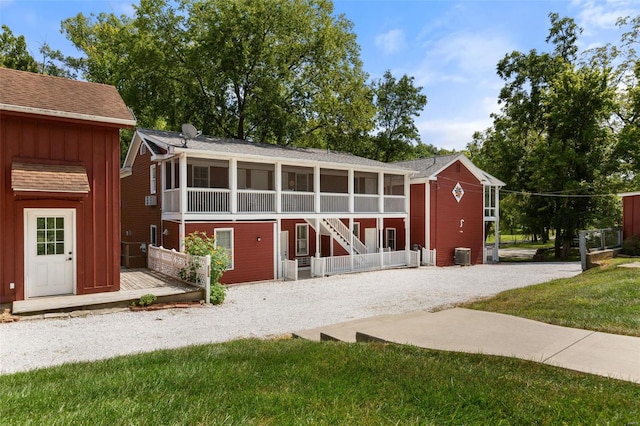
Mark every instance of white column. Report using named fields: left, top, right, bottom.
left=275, top=219, right=281, bottom=278
left=179, top=155, right=187, bottom=250
left=494, top=186, right=500, bottom=263
left=378, top=171, right=384, bottom=213
left=314, top=166, right=321, bottom=213
left=378, top=217, right=384, bottom=267
left=315, top=218, right=320, bottom=258
left=349, top=217, right=354, bottom=271
left=348, top=169, right=354, bottom=213
left=230, top=158, right=238, bottom=214
left=275, top=162, right=282, bottom=213
left=425, top=181, right=430, bottom=250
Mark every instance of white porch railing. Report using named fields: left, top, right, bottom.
left=320, top=193, right=349, bottom=212
left=311, top=250, right=420, bottom=277
left=282, top=259, right=298, bottom=281
left=384, top=195, right=405, bottom=213
left=148, top=245, right=211, bottom=301
left=163, top=189, right=181, bottom=212
left=354, top=194, right=378, bottom=212
left=282, top=192, right=314, bottom=213
left=188, top=188, right=230, bottom=213
left=421, top=248, right=436, bottom=266
left=237, top=190, right=276, bottom=213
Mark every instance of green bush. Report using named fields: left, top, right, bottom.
left=182, top=231, right=229, bottom=304
left=138, top=294, right=157, bottom=307
left=622, top=235, right=640, bottom=256
left=210, top=282, right=226, bottom=305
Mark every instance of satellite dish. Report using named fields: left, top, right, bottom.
left=181, top=123, right=199, bottom=139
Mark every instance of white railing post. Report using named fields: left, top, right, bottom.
left=205, top=254, right=211, bottom=304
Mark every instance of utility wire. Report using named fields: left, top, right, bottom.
left=501, top=189, right=618, bottom=198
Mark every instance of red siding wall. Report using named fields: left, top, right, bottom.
left=622, top=195, right=640, bottom=240
left=161, top=221, right=275, bottom=284
left=121, top=143, right=161, bottom=267
left=1, top=112, right=122, bottom=303
left=281, top=219, right=318, bottom=259
left=409, top=183, right=426, bottom=248
left=430, top=161, right=484, bottom=266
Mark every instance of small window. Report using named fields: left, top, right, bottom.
left=193, top=166, right=209, bottom=188
left=140, top=144, right=147, bottom=155
left=150, top=165, right=156, bottom=194
left=353, top=222, right=360, bottom=239
left=165, top=161, right=172, bottom=190
left=214, top=228, right=234, bottom=270
left=150, top=225, right=157, bottom=246
left=385, top=228, right=396, bottom=251
left=296, top=223, right=309, bottom=256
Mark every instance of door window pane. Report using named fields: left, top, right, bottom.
left=36, top=216, right=65, bottom=256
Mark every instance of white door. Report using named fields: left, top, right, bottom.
left=365, top=228, right=377, bottom=253
left=280, top=231, right=289, bottom=260
left=25, top=209, right=75, bottom=298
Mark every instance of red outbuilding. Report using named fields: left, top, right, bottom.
left=0, top=68, right=135, bottom=304
left=395, top=154, right=505, bottom=266
left=620, top=192, right=640, bottom=240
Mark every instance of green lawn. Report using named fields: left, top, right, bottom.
left=1, top=260, right=639, bottom=424
left=0, top=339, right=638, bottom=425
left=463, top=259, right=640, bottom=336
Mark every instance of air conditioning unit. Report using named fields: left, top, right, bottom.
left=144, top=195, right=157, bottom=206
left=454, top=247, right=471, bottom=266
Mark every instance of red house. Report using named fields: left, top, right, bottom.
left=395, top=154, right=504, bottom=266
left=120, top=128, right=415, bottom=284
left=0, top=68, right=135, bottom=305
left=620, top=192, right=640, bottom=240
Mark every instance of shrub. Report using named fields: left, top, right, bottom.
left=622, top=235, right=640, bottom=256
left=138, top=294, right=157, bottom=307
left=210, top=282, right=226, bottom=305
left=182, top=231, right=229, bottom=303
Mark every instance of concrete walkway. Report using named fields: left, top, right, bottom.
left=294, top=308, right=640, bottom=384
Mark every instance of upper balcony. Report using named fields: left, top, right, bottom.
left=161, top=158, right=408, bottom=215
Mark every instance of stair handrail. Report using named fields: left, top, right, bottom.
left=324, top=218, right=368, bottom=254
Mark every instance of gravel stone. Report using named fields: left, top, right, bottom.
left=0, top=262, right=581, bottom=375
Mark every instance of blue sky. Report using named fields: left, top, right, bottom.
left=1, top=0, right=637, bottom=151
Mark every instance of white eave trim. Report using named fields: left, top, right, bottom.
left=0, top=103, right=136, bottom=127
left=619, top=191, right=640, bottom=197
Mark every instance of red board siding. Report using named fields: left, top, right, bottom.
left=622, top=195, right=640, bottom=240
left=431, top=161, right=484, bottom=266
left=121, top=144, right=161, bottom=264
left=409, top=183, right=426, bottom=248
left=1, top=113, right=121, bottom=303
left=179, top=222, right=274, bottom=284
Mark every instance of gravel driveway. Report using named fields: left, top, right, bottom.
left=0, top=262, right=581, bottom=375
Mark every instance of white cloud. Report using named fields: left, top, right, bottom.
left=573, top=0, right=639, bottom=34
left=374, top=29, right=406, bottom=55
left=417, top=117, right=493, bottom=151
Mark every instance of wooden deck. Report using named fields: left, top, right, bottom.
left=12, top=269, right=203, bottom=315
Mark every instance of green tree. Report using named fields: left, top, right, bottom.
left=62, top=0, right=374, bottom=153
left=1, top=25, right=38, bottom=72
left=370, top=70, right=428, bottom=162
left=469, top=14, right=618, bottom=258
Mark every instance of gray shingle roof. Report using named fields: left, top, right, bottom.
left=138, top=128, right=415, bottom=173
left=394, top=154, right=505, bottom=186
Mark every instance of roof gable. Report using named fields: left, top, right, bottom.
left=0, top=68, right=135, bottom=126
left=394, top=154, right=505, bottom=187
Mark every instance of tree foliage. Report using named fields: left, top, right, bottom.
left=61, top=0, right=375, bottom=151
left=370, top=70, right=428, bottom=162
left=468, top=13, right=620, bottom=258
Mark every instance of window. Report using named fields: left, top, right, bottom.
left=150, top=225, right=157, bottom=246
left=36, top=217, right=65, bottom=256
left=353, top=222, right=360, bottom=239
left=214, top=228, right=234, bottom=270
left=354, top=172, right=378, bottom=194
left=193, top=166, right=209, bottom=188
left=385, top=228, right=396, bottom=251
left=384, top=174, right=404, bottom=195
left=485, top=186, right=496, bottom=217
left=296, top=223, right=309, bottom=256
left=150, top=165, right=156, bottom=194
left=140, top=144, right=147, bottom=155
left=165, top=161, right=172, bottom=190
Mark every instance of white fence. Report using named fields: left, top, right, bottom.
left=311, top=250, right=420, bottom=277
left=283, top=259, right=298, bottom=281
left=579, top=227, right=623, bottom=271
left=421, top=248, right=437, bottom=266
left=148, top=245, right=211, bottom=301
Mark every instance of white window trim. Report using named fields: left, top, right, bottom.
left=150, top=225, right=157, bottom=246
left=296, top=223, right=309, bottom=256
left=214, top=228, right=234, bottom=270
left=385, top=228, right=396, bottom=251
left=140, top=143, right=147, bottom=155
left=150, top=164, right=156, bottom=194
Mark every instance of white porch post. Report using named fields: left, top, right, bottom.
left=275, top=162, right=282, bottom=213
left=425, top=180, right=430, bottom=251
left=314, top=166, right=321, bottom=213
left=349, top=217, right=354, bottom=271
left=230, top=159, right=238, bottom=214
left=494, top=186, right=500, bottom=262
left=275, top=219, right=281, bottom=278
left=179, top=155, right=187, bottom=250
left=315, top=218, right=320, bottom=258
left=378, top=217, right=384, bottom=267
left=378, top=171, right=384, bottom=213
left=404, top=174, right=411, bottom=265
left=348, top=169, right=354, bottom=213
